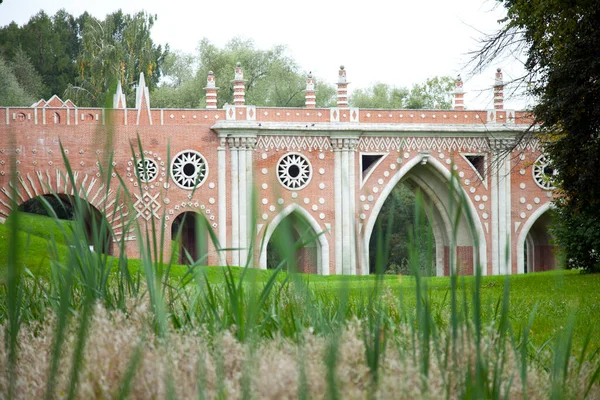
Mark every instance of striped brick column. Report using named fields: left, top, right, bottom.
left=453, top=75, right=465, bottom=111
left=305, top=72, right=316, bottom=108
left=232, top=62, right=246, bottom=107
left=336, top=65, right=349, bottom=109
left=204, top=71, right=218, bottom=109
left=494, top=68, right=504, bottom=110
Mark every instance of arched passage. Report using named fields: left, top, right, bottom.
left=259, top=204, right=329, bottom=275
left=368, top=181, right=437, bottom=275
left=517, top=204, right=557, bottom=273
left=17, top=193, right=114, bottom=255
left=363, top=155, right=486, bottom=276
left=171, top=211, right=209, bottom=265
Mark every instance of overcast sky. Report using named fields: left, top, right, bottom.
left=0, top=0, right=529, bottom=109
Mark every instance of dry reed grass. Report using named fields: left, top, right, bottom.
left=2, top=302, right=597, bottom=399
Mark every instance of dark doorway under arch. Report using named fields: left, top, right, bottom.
left=266, top=211, right=319, bottom=274
left=18, top=194, right=114, bottom=255
left=171, top=212, right=209, bottom=265
left=524, top=211, right=556, bottom=273
left=368, top=182, right=435, bottom=275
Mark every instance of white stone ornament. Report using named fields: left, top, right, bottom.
left=171, top=150, right=208, bottom=189
left=136, top=158, right=158, bottom=182
left=532, top=154, right=557, bottom=190
left=277, top=153, right=312, bottom=190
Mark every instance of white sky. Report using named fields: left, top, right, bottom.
left=0, top=0, right=529, bottom=109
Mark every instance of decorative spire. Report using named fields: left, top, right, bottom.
left=304, top=72, right=316, bottom=108
left=204, top=71, right=219, bottom=109
left=494, top=68, right=504, bottom=110
left=232, top=62, right=246, bottom=106
left=135, top=72, right=152, bottom=125
left=453, top=74, right=465, bottom=111
left=336, top=65, right=349, bottom=109
left=113, top=80, right=127, bottom=109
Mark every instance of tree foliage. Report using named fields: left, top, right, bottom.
left=350, top=76, right=454, bottom=109
left=69, top=10, right=168, bottom=106
left=0, top=56, right=36, bottom=106
left=0, top=9, right=167, bottom=107
left=369, top=184, right=434, bottom=275
left=153, top=38, right=336, bottom=109
left=481, top=0, right=600, bottom=271
left=0, top=10, right=81, bottom=99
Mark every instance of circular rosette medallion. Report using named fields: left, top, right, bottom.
left=171, top=150, right=208, bottom=189
left=532, top=154, right=557, bottom=190
left=136, top=158, right=158, bottom=182
left=277, top=153, right=312, bottom=190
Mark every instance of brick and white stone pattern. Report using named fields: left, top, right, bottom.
left=0, top=67, right=554, bottom=275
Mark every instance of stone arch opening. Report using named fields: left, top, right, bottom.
left=259, top=204, right=329, bottom=275
left=17, top=193, right=114, bottom=255
left=171, top=211, right=209, bottom=265
left=363, top=155, right=485, bottom=276
left=368, top=181, right=436, bottom=275
left=519, top=207, right=557, bottom=273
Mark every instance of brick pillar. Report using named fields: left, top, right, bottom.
left=305, top=72, right=316, bottom=108
left=494, top=68, right=504, bottom=110
left=232, top=62, right=246, bottom=107
left=453, top=74, right=465, bottom=110
left=204, top=71, right=218, bottom=109
left=336, top=65, right=349, bottom=109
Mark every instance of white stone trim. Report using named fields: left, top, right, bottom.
left=217, top=144, right=227, bottom=265
left=238, top=148, right=247, bottom=265
left=245, top=145, right=253, bottom=265
left=213, top=121, right=527, bottom=134
left=349, top=148, right=357, bottom=274
left=246, top=106, right=256, bottom=121
left=230, top=146, right=239, bottom=266
left=334, top=149, right=342, bottom=274
left=330, top=108, right=340, bottom=122
left=341, top=149, right=351, bottom=273
left=258, top=203, right=330, bottom=275
left=491, top=162, right=499, bottom=275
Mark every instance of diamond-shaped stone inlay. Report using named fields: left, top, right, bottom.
left=133, top=192, right=161, bottom=221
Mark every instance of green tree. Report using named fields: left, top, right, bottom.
left=154, top=38, right=334, bottom=109
left=9, top=47, right=46, bottom=101
left=405, top=76, right=455, bottom=109
left=0, top=56, right=35, bottom=106
left=68, top=10, right=168, bottom=107
left=196, top=38, right=305, bottom=107
left=161, top=50, right=195, bottom=87
left=0, top=10, right=81, bottom=99
left=350, top=83, right=409, bottom=108
left=476, top=1, right=600, bottom=272
left=349, top=76, right=454, bottom=109
left=369, top=184, right=434, bottom=275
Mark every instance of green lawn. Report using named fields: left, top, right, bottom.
left=1, top=213, right=599, bottom=354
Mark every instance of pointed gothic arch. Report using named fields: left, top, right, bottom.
left=259, top=203, right=330, bottom=275
left=363, top=154, right=487, bottom=276
left=517, top=203, right=557, bottom=273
